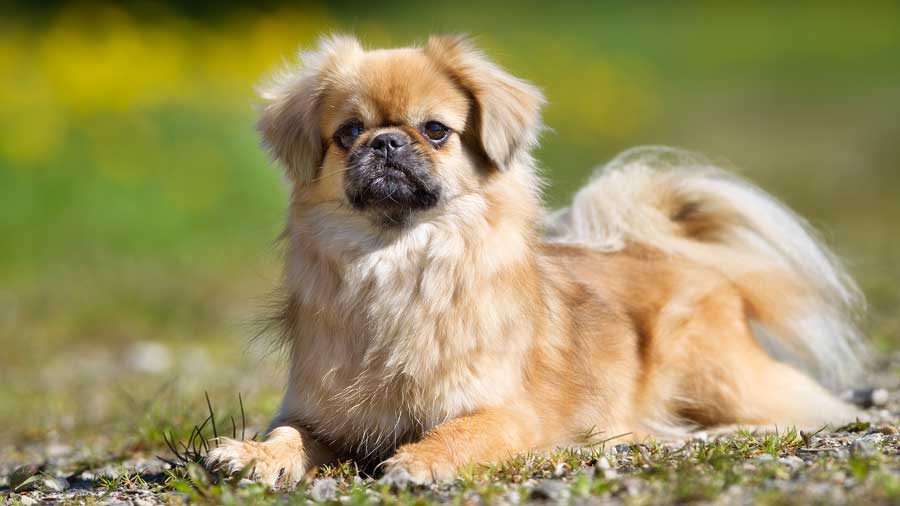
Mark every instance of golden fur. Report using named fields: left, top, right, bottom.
left=206, top=35, right=866, bottom=486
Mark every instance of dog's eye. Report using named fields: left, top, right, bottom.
left=334, top=120, right=365, bottom=150
left=422, top=121, right=450, bottom=143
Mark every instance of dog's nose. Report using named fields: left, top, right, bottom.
left=369, top=133, right=408, bottom=156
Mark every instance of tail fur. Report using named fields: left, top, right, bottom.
left=545, top=146, right=866, bottom=389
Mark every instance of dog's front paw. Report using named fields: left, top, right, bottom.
left=205, top=434, right=309, bottom=488
left=381, top=447, right=458, bottom=485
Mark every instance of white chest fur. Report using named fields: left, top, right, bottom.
left=276, top=198, right=535, bottom=458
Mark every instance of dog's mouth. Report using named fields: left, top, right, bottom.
left=343, top=149, right=442, bottom=222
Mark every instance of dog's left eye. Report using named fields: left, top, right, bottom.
left=422, top=121, right=450, bottom=143
left=334, top=120, right=365, bottom=150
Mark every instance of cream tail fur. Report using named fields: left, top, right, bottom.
left=545, top=146, right=867, bottom=389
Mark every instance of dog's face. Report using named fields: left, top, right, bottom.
left=321, top=49, right=469, bottom=223
left=258, top=35, right=544, bottom=227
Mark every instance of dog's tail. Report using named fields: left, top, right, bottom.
left=545, top=146, right=866, bottom=389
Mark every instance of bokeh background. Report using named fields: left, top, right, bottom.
left=2, top=1, right=899, bottom=449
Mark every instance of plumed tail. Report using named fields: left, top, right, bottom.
left=545, top=146, right=867, bottom=389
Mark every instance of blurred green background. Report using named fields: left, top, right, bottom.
left=1, top=1, right=899, bottom=446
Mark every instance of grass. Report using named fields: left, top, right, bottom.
left=73, top=423, right=900, bottom=505
left=3, top=392, right=900, bottom=503
left=2, top=1, right=899, bottom=504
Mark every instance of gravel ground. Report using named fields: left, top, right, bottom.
left=3, top=352, right=898, bottom=505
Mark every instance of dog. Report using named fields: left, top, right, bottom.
left=206, top=34, right=867, bottom=486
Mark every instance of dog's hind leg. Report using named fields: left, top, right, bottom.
left=659, top=281, right=860, bottom=430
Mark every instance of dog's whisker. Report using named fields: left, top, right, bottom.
left=311, top=167, right=353, bottom=182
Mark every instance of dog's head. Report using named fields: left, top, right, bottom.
left=258, top=35, right=544, bottom=227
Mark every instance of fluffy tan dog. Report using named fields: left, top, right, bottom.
left=206, top=34, right=866, bottom=486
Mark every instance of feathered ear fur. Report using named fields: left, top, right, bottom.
left=424, top=34, right=545, bottom=171
left=257, top=35, right=364, bottom=184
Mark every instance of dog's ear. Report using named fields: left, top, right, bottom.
left=257, top=35, right=364, bottom=184
left=425, top=34, right=545, bottom=171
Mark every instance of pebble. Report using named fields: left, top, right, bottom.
left=580, top=465, right=597, bottom=479
left=126, top=341, right=172, bottom=374
left=843, top=388, right=889, bottom=408
left=860, top=433, right=884, bottom=444
left=8, top=465, right=40, bottom=491
left=379, top=467, right=413, bottom=489
left=500, top=490, right=521, bottom=505
left=42, top=476, right=70, bottom=492
left=874, top=425, right=898, bottom=435
left=597, top=456, right=611, bottom=470
left=530, top=480, right=569, bottom=502
left=310, top=478, right=338, bottom=501
left=46, top=444, right=73, bottom=459
left=778, top=455, right=804, bottom=469
left=614, top=444, right=631, bottom=454
left=850, top=438, right=879, bottom=457
left=100, top=500, right=130, bottom=506
left=18, top=497, right=38, bottom=506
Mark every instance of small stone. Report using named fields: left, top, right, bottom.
left=8, top=465, right=40, bottom=491
left=530, top=480, right=569, bottom=502
left=850, top=438, right=878, bottom=457
left=597, top=456, right=611, bottom=470
left=500, top=490, right=521, bottom=505
left=622, top=478, right=642, bottom=496
left=874, top=425, right=898, bottom=435
left=18, top=496, right=38, bottom=506
left=778, top=455, right=804, bottom=469
left=754, top=454, right=775, bottom=462
left=310, top=478, right=338, bottom=501
left=831, top=470, right=848, bottom=485
left=860, top=433, right=884, bottom=444
left=614, top=444, right=631, bottom=454
left=871, top=388, right=889, bottom=406
left=379, top=467, right=413, bottom=489
left=843, top=388, right=889, bottom=408
left=133, top=499, right=155, bottom=506
left=167, top=492, right=191, bottom=503
left=100, top=500, right=130, bottom=506
left=127, top=341, right=172, bottom=373
left=552, top=462, right=568, bottom=477
left=41, top=475, right=70, bottom=492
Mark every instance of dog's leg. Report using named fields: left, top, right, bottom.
left=206, top=424, right=334, bottom=488
left=666, top=282, right=860, bottom=429
left=381, top=407, right=539, bottom=483
left=725, top=356, right=860, bottom=428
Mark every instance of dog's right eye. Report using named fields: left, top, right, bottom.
left=334, top=120, right=365, bottom=150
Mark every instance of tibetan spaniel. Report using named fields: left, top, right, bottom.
left=207, top=35, right=866, bottom=486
